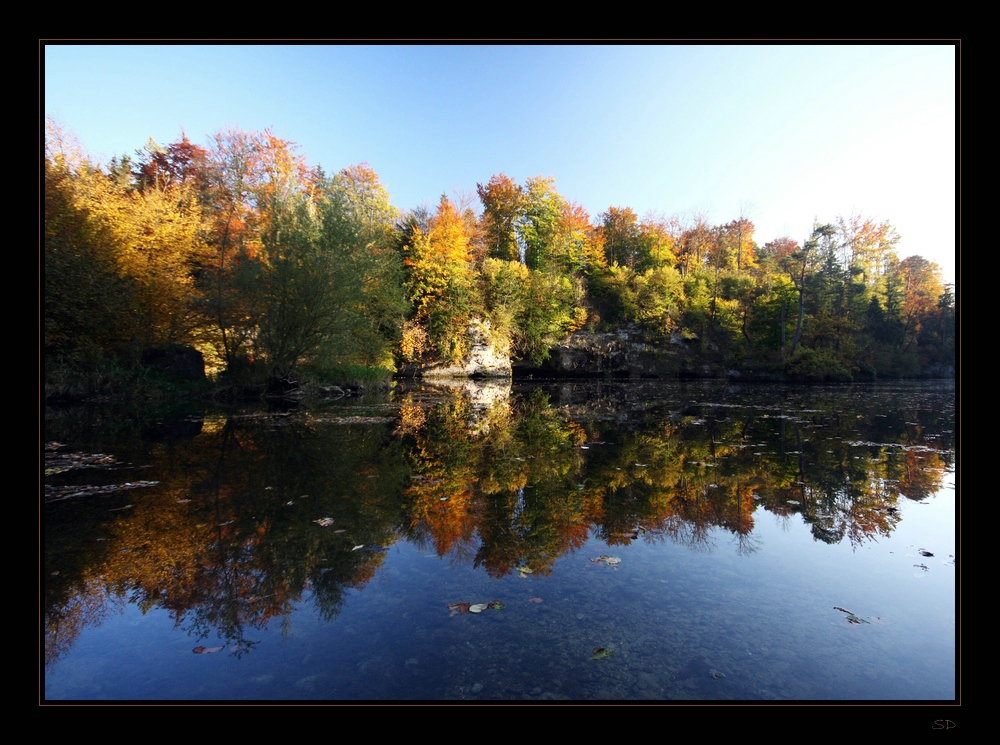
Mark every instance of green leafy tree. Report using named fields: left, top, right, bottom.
left=521, top=176, right=564, bottom=270
left=477, top=174, right=524, bottom=262
left=600, top=206, right=642, bottom=268
left=322, top=164, right=409, bottom=368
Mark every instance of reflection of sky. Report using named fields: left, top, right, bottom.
left=44, top=490, right=956, bottom=700
left=43, top=44, right=957, bottom=283
left=43, top=382, right=957, bottom=701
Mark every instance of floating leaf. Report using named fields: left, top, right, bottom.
left=486, top=600, right=504, bottom=610
left=919, top=549, right=934, bottom=557
left=448, top=602, right=471, bottom=616
left=591, top=647, right=614, bottom=660
left=517, top=567, right=533, bottom=574
left=528, top=597, right=543, bottom=603
left=709, top=669, right=726, bottom=679
left=469, top=603, right=489, bottom=613
left=314, top=517, right=335, bottom=527
left=590, top=555, right=621, bottom=567
left=193, top=646, right=223, bottom=654
left=846, top=614, right=870, bottom=625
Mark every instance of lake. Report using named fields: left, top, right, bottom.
left=43, top=379, right=956, bottom=701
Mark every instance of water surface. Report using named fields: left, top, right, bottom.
left=43, top=380, right=956, bottom=701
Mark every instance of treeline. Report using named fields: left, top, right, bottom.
left=44, top=122, right=955, bottom=397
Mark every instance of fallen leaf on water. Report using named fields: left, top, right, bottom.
left=919, top=549, right=934, bottom=557
left=450, top=600, right=503, bottom=615
left=591, top=555, right=621, bottom=567
left=709, top=669, right=726, bottom=679
left=314, top=517, right=335, bottom=527
left=591, top=647, right=614, bottom=660
left=193, top=646, right=223, bottom=654
left=528, top=597, right=543, bottom=603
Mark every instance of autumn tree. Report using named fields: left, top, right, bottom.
left=45, top=121, right=209, bottom=359
left=477, top=174, right=524, bottom=262
left=197, top=127, right=317, bottom=373
left=675, top=217, right=715, bottom=276
left=44, top=144, right=136, bottom=362
left=133, top=132, right=211, bottom=198
left=403, top=195, right=477, bottom=363
left=896, top=256, right=945, bottom=353
left=600, top=206, right=642, bottom=268
left=76, top=164, right=208, bottom=349
left=637, top=213, right=679, bottom=271
left=550, top=201, right=606, bottom=275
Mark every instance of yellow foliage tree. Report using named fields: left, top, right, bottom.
left=403, top=196, right=476, bottom=363
left=75, top=169, right=209, bottom=348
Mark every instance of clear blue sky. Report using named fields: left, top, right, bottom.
left=44, top=43, right=957, bottom=283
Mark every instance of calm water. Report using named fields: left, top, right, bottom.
left=43, top=380, right=956, bottom=701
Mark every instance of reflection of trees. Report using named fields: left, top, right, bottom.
left=44, top=381, right=953, bottom=663
left=398, top=381, right=952, bottom=567
left=44, top=577, right=121, bottom=669
left=44, top=407, right=408, bottom=663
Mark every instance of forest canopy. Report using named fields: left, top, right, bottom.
left=43, top=121, right=955, bottom=397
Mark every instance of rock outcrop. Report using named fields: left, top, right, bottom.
left=408, top=319, right=512, bottom=379
left=514, top=326, right=712, bottom=378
